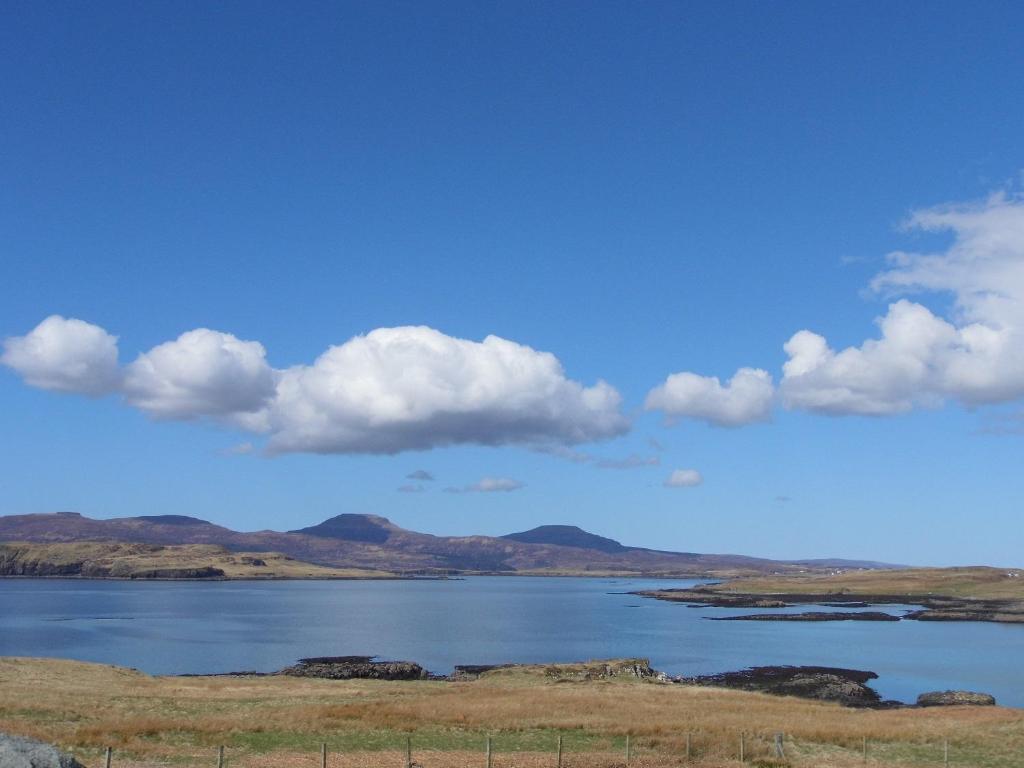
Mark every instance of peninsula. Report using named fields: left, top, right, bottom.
left=636, top=566, right=1024, bottom=623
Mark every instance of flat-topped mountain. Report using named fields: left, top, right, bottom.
left=0, top=511, right=891, bottom=578
left=503, top=525, right=628, bottom=553
left=290, top=514, right=396, bottom=543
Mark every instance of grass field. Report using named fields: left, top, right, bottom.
left=704, top=567, right=1024, bottom=600
left=1, top=658, right=1022, bottom=768
left=0, top=541, right=398, bottom=579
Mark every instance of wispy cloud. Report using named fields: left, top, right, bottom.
left=406, top=469, right=435, bottom=481
left=444, top=477, right=525, bottom=494
left=397, top=484, right=426, bottom=493
left=533, top=444, right=659, bottom=470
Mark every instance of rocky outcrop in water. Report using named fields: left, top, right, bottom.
left=917, top=690, right=996, bottom=707
left=0, top=732, right=85, bottom=768
left=710, top=611, right=900, bottom=622
left=681, top=666, right=890, bottom=707
left=278, top=656, right=428, bottom=680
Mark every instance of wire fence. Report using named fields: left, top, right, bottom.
left=92, top=731, right=966, bottom=768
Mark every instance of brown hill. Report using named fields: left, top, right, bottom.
left=0, top=541, right=394, bottom=579
left=0, top=511, right=869, bottom=578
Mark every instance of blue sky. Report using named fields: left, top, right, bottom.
left=3, top=1, right=1024, bottom=566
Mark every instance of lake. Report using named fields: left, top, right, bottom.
left=1, top=576, right=1021, bottom=706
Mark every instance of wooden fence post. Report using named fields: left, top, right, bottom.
left=556, top=735, right=562, bottom=768
left=944, top=739, right=949, bottom=767
left=685, top=732, right=691, bottom=760
left=774, top=732, right=785, bottom=758
left=486, top=736, right=492, bottom=768
left=104, top=747, right=111, bottom=768
left=217, top=746, right=224, bottom=768
left=405, top=736, right=412, bottom=768
left=321, top=742, right=327, bottom=768
left=739, top=733, right=745, bottom=762
left=625, top=734, right=631, bottom=763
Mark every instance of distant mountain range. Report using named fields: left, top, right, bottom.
left=0, top=512, right=899, bottom=577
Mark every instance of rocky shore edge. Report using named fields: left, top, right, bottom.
left=631, top=586, right=1024, bottom=623
left=196, top=656, right=996, bottom=710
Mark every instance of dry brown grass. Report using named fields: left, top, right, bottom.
left=0, top=541, right=396, bottom=579
left=706, top=567, right=1024, bottom=600
left=1, top=658, right=1021, bottom=767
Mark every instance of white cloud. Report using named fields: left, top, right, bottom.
left=1, top=315, right=120, bottom=396
left=664, top=468, right=702, bottom=488
left=3, top=319, right=628, bottom=455
left=260, top=326, right=627, bottom=455
left=445, top=476, right=525, bottom=493
left=124, top=329, right=276, bottom=420
left=782, top=194, right=1024, bottom=415
left=645, top=367, right=774, bottom=427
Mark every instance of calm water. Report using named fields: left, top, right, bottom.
left=1, top=576, right=1021, bottom=706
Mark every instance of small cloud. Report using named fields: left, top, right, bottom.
left=664, top=469, right=703, bottom=488
left=647, top=437, right=666, bottom=453
left=445, top=477, right=525, bottom=494
left=646, top=368, right=774, bottom=428
left=398, top=484, right=425, bottom=493
left=406, top=469, right=435, bottom=481
left=222, top=442, right=255, bottom=456
left=596, top=454, right=660, bottom=470
left=775, top=495, right=793, bottom=503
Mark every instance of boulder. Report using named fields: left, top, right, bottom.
left=917, top=690, right=996, bottom=707
left=0, top=732, right=86, bottom=768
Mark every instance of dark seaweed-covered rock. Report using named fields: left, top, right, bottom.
left=682, top=666, right=887, bottom=707
left=917, top=690, right=996, bottom=707
left=710, top=611, right=900, bottom=622
left=279, top=656, right=427, bottom=680
left=0, top=732, right=86, bottom=768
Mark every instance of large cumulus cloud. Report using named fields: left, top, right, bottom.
left=647, top=191, right=1024, bottom=424
left=781, top=194, right=1024, bottom=414
left=123, top=329, right=276, bottom=419
left=1, top=315, right=121, bottom=396
left=2, top=320, right=628, bottom=455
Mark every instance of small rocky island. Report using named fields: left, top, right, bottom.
left=709, top=611, right=901, bottom=622
left=633, top=566, right=1024, bottom=623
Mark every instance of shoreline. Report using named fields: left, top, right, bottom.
left=633, top=585, right=1024, bottom=623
